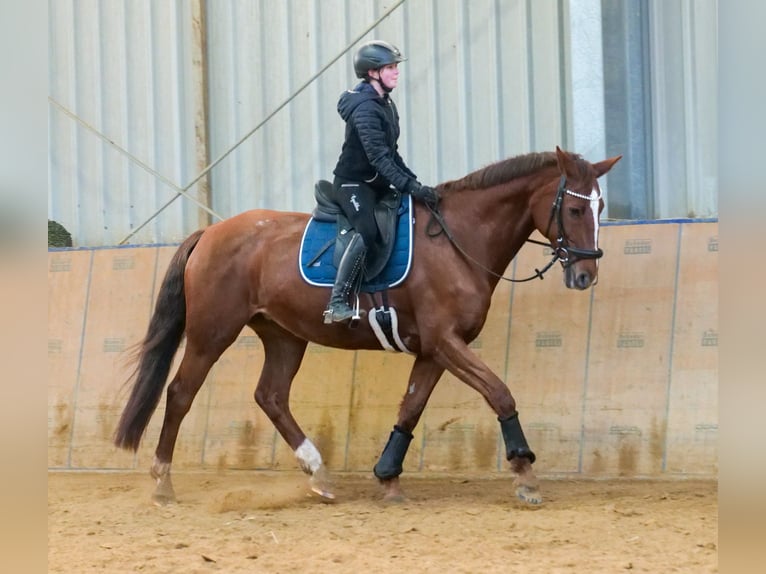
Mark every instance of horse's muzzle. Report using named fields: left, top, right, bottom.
left=565, top=265, right=597, bottom=290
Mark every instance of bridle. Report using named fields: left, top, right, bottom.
left=425, top=175, right=603, bottom=283
left=544, top=175, right=604, bottom=264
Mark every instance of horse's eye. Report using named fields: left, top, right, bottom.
left=568, top=206, right=583, bottom=217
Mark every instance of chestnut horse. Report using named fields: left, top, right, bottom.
left=114, top=147, right=620, bottom=505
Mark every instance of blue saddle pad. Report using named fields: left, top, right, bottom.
left=299, top=195, right=413, bottom=292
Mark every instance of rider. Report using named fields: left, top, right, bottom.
left=323, top=40, right=439, bottom=324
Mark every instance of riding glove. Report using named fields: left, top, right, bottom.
left=408, top=181, right=440, bottom=209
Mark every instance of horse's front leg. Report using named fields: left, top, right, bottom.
left=374, top=356, right=444, bottom=502
left=434, top=336, right=542, bottom=505
left=502, top=413, right=541, bottom=504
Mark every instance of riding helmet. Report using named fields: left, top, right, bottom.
left=353, top=40, right=406, bottom=79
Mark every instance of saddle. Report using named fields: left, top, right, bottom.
left=300, top=181, right=415, bottom=352
left=311, top=180, right=402, bottom=280
left=302, top=180, right=413, bottom=291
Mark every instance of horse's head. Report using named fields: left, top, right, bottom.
left=531, top=147, right=621, bottom=290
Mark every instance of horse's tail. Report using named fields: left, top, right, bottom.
left=113, top=229, right=204, bottom=451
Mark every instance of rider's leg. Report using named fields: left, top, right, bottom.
left=323, top=181, right=377, bottom=324
left=323, top=231, right=367, bottom=323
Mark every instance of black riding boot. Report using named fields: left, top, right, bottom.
left=323, top=233, right=367, bottom=324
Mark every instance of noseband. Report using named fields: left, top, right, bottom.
left=425, top=175, right=603, bottom=283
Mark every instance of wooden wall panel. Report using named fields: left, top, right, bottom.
left=344, top=352, right=415, bottom=472
left=665, top=223, right=718, bottom=474
left=417, top=276, right=513, bottom=473
left=582, top=224, right=680, bottom=476
left=199, top=331, right=271, bottom=470
left=69, top=248, right=159, bottom=469
left=505, top=234, right=594, bottom=474
left=48, top=250, right=92, bottom=468
left=271, top=344, right=356, bottom=472
left=47, top=222, right=719, bottom=477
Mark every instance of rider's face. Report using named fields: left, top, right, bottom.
left=371, top=63, right=400, bottom=90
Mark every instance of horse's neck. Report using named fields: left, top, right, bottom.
left=446, top=180, right=538, bottom=279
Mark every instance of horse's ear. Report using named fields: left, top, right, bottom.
left=555, top=146, right=577, bottom=179
left=592, top=155, right=622, bottom=178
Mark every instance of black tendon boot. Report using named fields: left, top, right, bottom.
left=499, top=412, right=536, bottom=464
left=373, top=426, right=413, bottom=480
left=323, top=232, right=367, bottom=324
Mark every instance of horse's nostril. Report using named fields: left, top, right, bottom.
left=577, top=273, right=591, bottom=289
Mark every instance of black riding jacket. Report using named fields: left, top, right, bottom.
left=333, top=81, right=417, bottom=194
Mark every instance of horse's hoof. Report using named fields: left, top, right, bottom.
left=379, top=477, right=407, bottom=503
left=309, top=465, right=336, bottom=501
left=515, top=484, right=543, bottom=505
left=310, top=484, right=336, bottom=501
left=151, top=492, right=176, bottom=506
left=382, top=492, right=407, bottom=504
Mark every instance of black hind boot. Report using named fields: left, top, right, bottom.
left=323, top=232, right=367, bottom=324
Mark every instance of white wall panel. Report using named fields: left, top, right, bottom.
left=49, top=0, right=201, bottom=246
left=650, top=0, right=717, bottom=218
left=49, top=0, right=718, bottom=247
left=204, top=0, right=568, bottom=216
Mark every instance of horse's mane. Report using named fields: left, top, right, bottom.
left=442, top=151, right=582, bottom=192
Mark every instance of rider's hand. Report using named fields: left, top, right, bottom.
left=408, top=181, right=440, bottom=209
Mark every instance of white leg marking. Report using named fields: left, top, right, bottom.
left=295, top=438, right=323, bottom=474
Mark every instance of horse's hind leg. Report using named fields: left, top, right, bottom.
left=151, top=338, right=235, bottom=505
left=374, top=356, right=445, bottom=502
left=250, top=320, right=334, bottom=498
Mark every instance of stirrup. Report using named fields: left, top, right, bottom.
left=322, top=304, right=355, bottom=325
left=322, top=295, right=364, bottom=327
left=322, top=307, right=347, bottom=324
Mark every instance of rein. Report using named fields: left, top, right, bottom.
left=424, top=175, right=603, bottom=283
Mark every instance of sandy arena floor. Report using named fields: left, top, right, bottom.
left=48, top=471, right=717, bottom=573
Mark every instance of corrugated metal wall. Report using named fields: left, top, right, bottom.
left=649, top=0, right=718, bottom=218
left=48, top=0, right=717, bottom=247
left=204, top=0, right=567, bottom=217
left=49, top=0, right=206, bottom=246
